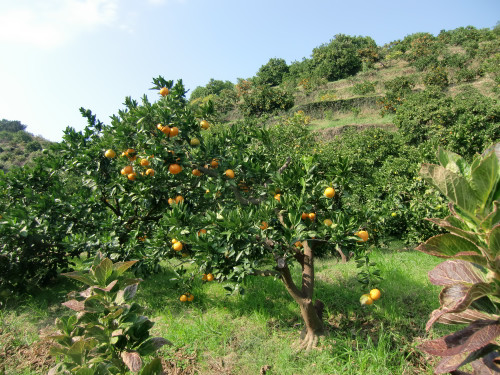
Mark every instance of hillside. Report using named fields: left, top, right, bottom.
left=0, top=119, right=52, bottom=172
left=190, top=25, right=500, bottom=141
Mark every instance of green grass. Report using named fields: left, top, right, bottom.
left=309, top=111, right=395, bottom=131
left=0, top=245, right=449, bottom=374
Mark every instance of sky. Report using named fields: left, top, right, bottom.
left=0, top=0, right=499, bottom=142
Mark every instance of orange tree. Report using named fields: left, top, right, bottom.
left=52, top=77, right=359, bottom=350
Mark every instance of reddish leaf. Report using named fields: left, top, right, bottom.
left=435, top=352, right=468, bottom=374
left=427, top=216, right=481, bottom=245
left=95, top=279, right=118, bottom=293
left=121, top=351, right=142, bottom=372
left=419, top=320, right=500, bottom=357
left=470, top=351, right=500, bottom=374
left=429, top=260, right=485, bottom=286
left=435, top=308, right=497, bottom=325
left=62, top=299, right=85, bottom=312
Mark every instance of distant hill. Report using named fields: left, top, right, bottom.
left=0, top=119, right=52, bottom=171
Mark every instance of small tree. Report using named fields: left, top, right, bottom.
left=255, top=57, right=289, bottom=86
left=417, top=144, right=500, bottom=374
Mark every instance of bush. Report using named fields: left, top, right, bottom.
left=239, top=84, right=294, bottom=117
left=189, top=78, right=234, bottom=101
left=423, top=66, right=449, bottom=89
left=351, top=81, right=376, bottom=95
left=256, top=58, right=289, bottom=86
left=378, top=76, right=416, bottom=114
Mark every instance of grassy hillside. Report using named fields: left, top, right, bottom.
left=0, top=119, right=52, bottom=172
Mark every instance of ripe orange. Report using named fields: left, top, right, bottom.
left=294, top=241, right=303, bottom=248
left=145, top=168, right=155, bottom=176
left=122, top=165, right=133, bottom=175
left=169, top=127, right=179, bottom=137
left=171, top=238, right=178, bottom=244
left=360, top=294, right=373, bottom=305
left=324, top=187, right=335, bottom=198
left=161, top=126, right=171, bottom=135
left=169, top=164, right=182, bottom=174
left=274, top=193, right=281, bottom=201
left=192, top=169, right=202, bottom=177
left=127, top=172, right=137, bottom=181
left=308, top=212, right=316, bottom=221
left=160, top=87, right=169, bottom=97
left=140, top=159, right=150, bottom=167
left=172, top=242, right=183, bottom=251
left=157, top=123, right=164, bottom=130
left=126, top=148, right=135, bottom=155
left=301, top=212, right=308, bottom=220
left=187, top=294, right=194, bottom=302
left=206, top=273, right=214, bottom=281
left=105, top=149, right=116, bottom=158
left=198, top=229, right=207, bottom=236
left=259, top=221, right=268, bottom=230
left=225, top=169, right=235, bottom=179
left=175, top=195, right=184, bottom=204
left=210, top=159, right=219, bottom=168
left=179, top=294, right=187, bottom=302
left=355, top=230, right=369, bottom=242
left=168, top=198, right=175, bottom=205
left=200, top=120, right=210, bottom=130
left=190, top=138, right=200, bottom=146
left=323, top=219, right=333, bottom=226
left=202, top=274, right=208, bottom=281
left=369, top=289, right=381, bottom=301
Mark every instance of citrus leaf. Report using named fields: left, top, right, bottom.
left=419, top=319, right=500, bottom=357
left=428, top=260, right=486, bottom=286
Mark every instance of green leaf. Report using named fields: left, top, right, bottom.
left=470, top=151, right=499, bottom=209
left=62, top=272, right=96, bottom=286
left=136, top=337, right=172, bottom=356
left=416, top=234, right=487, bottom=265
left=420, top=163, right=481, bottom=217
left=113, top=260, right=138, bottom=277
left=488, top=224, right=500, bottom=258
left=140, top=358, right=163, bottom=375
left=94, top=258, right=113, bottom=286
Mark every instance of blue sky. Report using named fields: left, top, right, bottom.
left=0, top=0, right=499, bottom=142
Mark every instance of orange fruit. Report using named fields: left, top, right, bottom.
left=360, top=294, right=373, bottom=305
left=190, top=138, right=200, bottom=146
left=355, top=230, right=369, bottom=242
left=122, top=165, right=133, bottom=175
left=161, top=126, right=171, bottom=135
left=140, top=159, right=150, bottom=167
left=187, top=294, right=194, bottom=302
left=370, top=289, right=381, bottom=301
left=323, top=219, right=333, bottom=226
left=192, top=169, right=202, bottom=177
left=202, top=274, right=208, bottom=281
left=324, top=187, right=335, bottom=198
left=171, top=238, right=178, bottom=244
left=127, top=172, right=137, bottom=181
left=179, top=294, right=188, bottom=302
left=225, top=169, right=235, bottom=179
left=198, top=229, right=207, bottom=236
left=259, top=221, right=268, bottom=230
left=157, top=123, right=164, bottom=130
left=210, top=159, right=219, bottom=168
left=175, top=195, right=184, bottom=204
left=126, top=148, right=135, bottom=155
left=169, top=164, right=182, bottom=174
left=104, top=149, right=116, bottom=158
left=294, top=241, right=303, bottom=248
left=169, top=127, right=179, bottom=137
left=172, top=242, right=183, bottom=251
left=200, top=120, right=210, bottom=130
left=206, top=273, right=214, bottom=281
left=168, top=198, right=175, bottom=205
left=145, top=168, right=155, bottom=176
left=160, top=87, right=169, bottom=97
left=274, top=193, right=281, bottom=201
left=301, top=212, right=308, bottom=220
left=308, top=212, right=316, bottom=221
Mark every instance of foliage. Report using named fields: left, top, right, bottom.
left=255, top=57, right=289, bottom=86
left=394, top=86, right=500, bottom=158
left=378, top=75, right=416, bottom=115
left=417, top=144, right=500, bottom=374
left=47, top=252, right=168, bottom=374
left=310, top=34, right=377, bottom=81
left=189, top=79, right=234, bottom=101
left=423, top=66, right=449, bottom=90
left=0, top=119, right=27, bottom=132
left=238, top=84, right=294, bottom=117
left=351, top=81, right=376, bottom=95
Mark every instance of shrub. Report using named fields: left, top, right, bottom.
left=423, top=66, right=449, bottom=89
left=189, top=79, right=234, bottom=101
left=351, top=81, right=376, bottom=95
left=256, top=57, right=289, bottom=86
left=417, top=144, right=500, bottom=374
left=239, top=84, right=294, bottom=117
left=378, top=76, right=416, bottom=115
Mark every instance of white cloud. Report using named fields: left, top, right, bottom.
left=0, top=0, right=119, bottom=49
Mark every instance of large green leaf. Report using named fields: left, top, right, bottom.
left=420, top=163, right=481, bottom=217
left=470, top=151, right=499, bottom=210
left=113, top=260, right=138, bottom=277
left=481, top=201, right=500, bottom=231
left=488, top=224, right=500, bottom=259
left=140, top=358, right=163, bottom=375
left=93, top=258, right=113, bottom=286
left=416, top=234, right=486, bottom=265
left=62, top=271, right=96, bottom=286
left=427, top=217, right=481, bottom=247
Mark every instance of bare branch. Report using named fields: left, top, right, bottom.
left=278, top=156, right=292, bottom=174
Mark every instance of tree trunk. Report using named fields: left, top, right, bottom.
left=280, top=240, right=325, bottom=351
